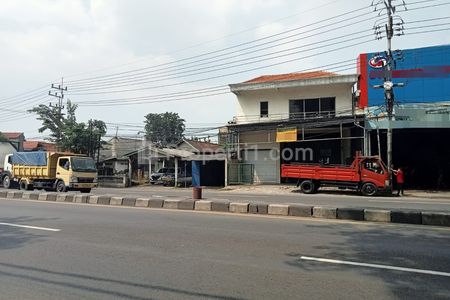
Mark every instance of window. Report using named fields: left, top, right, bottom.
left=363, top=159, right=385, bottom=174
left=319, top=97, right=336, bottom=117
left=59, top=158, right=70, bottom=170
left=304, top=99, right=319, bottom=117
left=289, top=97, right=336, bottom=119
left=260, top=101, right=268, bottom=118
left=289, top=100, right=304, bottom=119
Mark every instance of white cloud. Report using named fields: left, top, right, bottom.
left=0, top=0, right=449, bottom=137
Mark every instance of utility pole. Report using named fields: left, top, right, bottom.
left=49, top=77, right=68, bottom=146
left=372, top=0, right=405, bottom=192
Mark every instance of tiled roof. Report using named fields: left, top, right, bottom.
left=23, top=140, right=57, bottom=151
left=244, top=71, right=337, bottom=84
left=23, top=141, right=40, bottom=149
left=184, top=140, right=221, bottom=153
left=2, top=132, right=23, bottom=139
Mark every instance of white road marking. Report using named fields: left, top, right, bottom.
left=369, top=199, right=450, bottom=205
left=0, top=222, right=61, bottom=232
left=300, top=256, right=450, bottom=277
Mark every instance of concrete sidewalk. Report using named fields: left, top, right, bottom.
left=220, top=184, right=450, bottom=199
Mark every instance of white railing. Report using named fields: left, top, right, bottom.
left=230, top=111, right=337, bottom=124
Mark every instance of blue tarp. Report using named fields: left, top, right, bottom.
left=12, top=152, right=47, bottom=166
left=192, top=161, right=201, bottom=187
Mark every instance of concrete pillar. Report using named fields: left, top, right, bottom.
left=224, top=158, right=228, bottom=187
left=174, top=157, right=178, bottom=187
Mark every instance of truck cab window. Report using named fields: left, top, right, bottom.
left=363, top=160, right=384, bottom=174
left=59, top=158, right=70, bottom=170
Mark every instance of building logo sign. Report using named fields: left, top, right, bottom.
left=369, top=55, right=387, bottom=69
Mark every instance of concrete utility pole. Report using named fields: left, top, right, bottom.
left=372, top=0, right=405, bottom=192
left=49, top=77, right=68, bottom=145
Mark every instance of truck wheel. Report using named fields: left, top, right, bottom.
left=19, top=180, right=31, bottom=191
left=80, top=188, right=91, bottom=193
left=56, top=181, right=67, bottom=193
left=300, top=180, right=315, bottom=194
left=361, top=182, right=377, bottom=196
left=2, top=175, right=11, bottom=189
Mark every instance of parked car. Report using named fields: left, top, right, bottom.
left=150, top=168, right=175, bottom=184
left=161, top=172, right=192, bottom=187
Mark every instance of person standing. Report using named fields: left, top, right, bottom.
left=393, top=167, right=405, bottom=196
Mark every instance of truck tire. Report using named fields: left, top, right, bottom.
left=56, top=181, right=67, bottom=193
left=2, top=175, right=11, bottom=189
left=361, top=182, right=377, bottom=196
left=80, top=188, right=91, bottom=193
left=300, top=180, right=316, bottom=194
left=19, top=180, right=32, bottom=191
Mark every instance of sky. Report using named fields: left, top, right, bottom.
left=0, top=0, right=449, bottom=140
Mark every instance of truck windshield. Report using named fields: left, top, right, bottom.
left=71, top=157, right=97, bottom=172
left=363, top=159, right=385, bottom=174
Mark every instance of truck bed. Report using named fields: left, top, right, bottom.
left=12, top=152, right=58, bottom=179
left=281, top=163, right=360, bottom=182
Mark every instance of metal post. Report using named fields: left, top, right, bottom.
left=386, top=0, right=394, bottom=190
left=372, top=0, right=405, bottom=192
left=224, top=157, right=228, bottom=187
left=377, top=127, right=381, bottom=159
left=174, top=157, right=178, bottom=187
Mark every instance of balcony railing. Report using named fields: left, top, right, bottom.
left=230, top=111, right=338, bottom=124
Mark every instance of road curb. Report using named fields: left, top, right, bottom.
left=313, top=207, right=337, bottom=219
left=337, top=208, right=365, bottom=221
left=2, top=191, right=450, bottom=227
left=391, top=210, right=422, bottom=225
left=268, top=204, right=289, bottom=216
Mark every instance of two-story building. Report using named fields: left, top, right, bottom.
left=224, top=71, right=363, bottom=184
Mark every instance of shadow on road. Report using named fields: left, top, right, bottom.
left=0, top=216, right=58, bottom=250
left=285, top=224, right=450, bottom=299
left=0, top=261, right=246, bottom=300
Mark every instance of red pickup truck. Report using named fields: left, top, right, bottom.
left=281, top=155, right=389, bottom=196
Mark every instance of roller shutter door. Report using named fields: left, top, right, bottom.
left=243, top=149, right=278, bottom=184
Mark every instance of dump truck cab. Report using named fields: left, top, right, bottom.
left=55, top=155, right=98, bottom=193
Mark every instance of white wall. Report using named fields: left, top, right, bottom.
left=0, top=142, right=16, bottom=169
left=234, top=83, right=353, bottom=124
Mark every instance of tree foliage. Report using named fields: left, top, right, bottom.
left=0, top=132, right=8, bottom=142
left=144, top=112, right=185, bottom=147
left=29, top=100, right=106, bottom=157
left=28, top=103, right=65, bottom=142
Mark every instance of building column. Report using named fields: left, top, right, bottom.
left=174, top=157, right=178, bottom=187
left=224, top=158, right=228, bottom=186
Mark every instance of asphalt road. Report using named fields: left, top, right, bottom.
left=1, top=198, right=449, bottom=299
left=92, top=186, right=450, bottom=212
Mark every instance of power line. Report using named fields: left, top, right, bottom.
left=0, top=3, right=365, bottom=106
left=73, top=60, right=359, bottom=106
left=68, top=37, right=375, bottom=96
left=64, top=5, right=372, bottom=85
left=67, top=11, right=375, bottom=89
left=61, top=0, right=347, bottom=80
left=68, top=30, right=373, bottom=91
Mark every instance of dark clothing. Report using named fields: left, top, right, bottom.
left=397, top=183, right=404, bottom=196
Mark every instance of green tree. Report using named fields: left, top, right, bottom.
left=144, top=112, right=185, bottom=147
left=29, top=100, right=106, bottom=157
left=28, top=103, right=65, bottom=143
left=0, top=132, right=8, bottom=142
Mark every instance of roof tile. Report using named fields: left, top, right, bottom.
left=244, top=71, right=337, bottom=84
